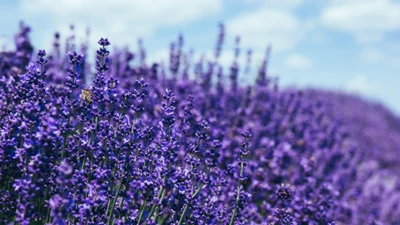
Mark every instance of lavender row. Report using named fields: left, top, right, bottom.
left=0, top=22, right=399, bottom=224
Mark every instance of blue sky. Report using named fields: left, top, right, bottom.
left=1, top=0, right=400, bottom=114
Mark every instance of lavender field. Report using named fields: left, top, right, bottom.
left=0, top=15, right=400, bottom=225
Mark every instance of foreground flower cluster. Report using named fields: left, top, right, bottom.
left=1, top=23, right=399, bottom=225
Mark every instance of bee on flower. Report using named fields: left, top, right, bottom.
left=80, top=88, right=92, bottom=103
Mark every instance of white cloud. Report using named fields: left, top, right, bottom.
left=242, top=0, right=305, bottom=9
left=285, top=53, right=313, bottom=69
left=226, top=8, right=314, bottom=52
left=20, top=0, right=222, bottom=47
left=346, top=76, right=370, bottom=93
left=361, top=49, right=385, bottom=63
left=345, top=75, right=383, bottom=94
left=0, top=35, right=13, bottom=52
left=321, top=0, right=400, bottom=42
left=148, top=48, right=169, bottom=65
left=309, top=32, right=328, bottom=44
left=360, top=49, right=400, bottom=67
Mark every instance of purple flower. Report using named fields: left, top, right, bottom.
left=0, top=22, right=398, bottom=225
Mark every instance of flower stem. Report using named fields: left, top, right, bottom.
left=229, top=184, right=241, bottom=225
left=61, top=63, right=76, bottom=159
left=137, top=199, right=148, bottom=224
left=107, top=179, right=123, bottom=224
left=177, top=182, right=206, bottom=225
left=144, top=187, right=164, bottom=225
left=229, top=141, right=246, bottom=225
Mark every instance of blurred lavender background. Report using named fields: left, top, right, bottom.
left=1, top=0, right=399, bottom=114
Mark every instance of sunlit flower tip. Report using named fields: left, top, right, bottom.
left=240, top=131, right=252, bottom=139
left=108, top=77, right=118, bottom=88
left=37, top=49, right=46, bottom=57
left=67, top=51, right=83, bottom=64
left=98, top=37, right=111, bottom=47
left=58, top=160, right=73, bottom=175
left=276, top=184, right=292, bottom=201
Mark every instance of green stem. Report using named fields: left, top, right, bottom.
left=177, top=201, right=190, bottom=225
left=137, top=199, right=148, bottom=225
left=152, top=188, right=166, bottom=223
left=144, top=187, right=164, bottom=225
left=108, top=114, right=137, bottom=223
left=177, top=183, right=206, bottom=225
left=81, top=154, right=87, bottom=170
left=107, top=179, right=123, bottom=224
left=229, top=138, right=246, bottom=225
left=229, top=184, right=241, bottom=225
left=118, top=195, right=125, bottom=210
left=77, top=124, right=83, bottom=162
left=61, top=64, right=76, bottom=159
left=61, top=105, right=72, bottom=158
left=45, top=206, right=51, bottom=223
left=191, top=183, right=205, bottom=199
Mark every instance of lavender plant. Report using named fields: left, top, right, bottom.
left=1, top=22, right=399, bottom=225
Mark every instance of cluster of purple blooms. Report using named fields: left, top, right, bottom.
left=1, top=22, right=400, bottom=225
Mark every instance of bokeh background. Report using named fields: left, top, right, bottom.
left=1, top=0, right=399, bottom=114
